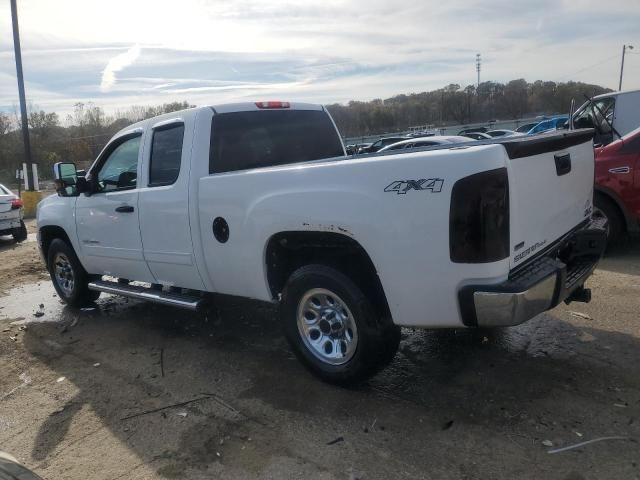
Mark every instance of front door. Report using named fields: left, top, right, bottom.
left=75, top=132, right=155, bottom=282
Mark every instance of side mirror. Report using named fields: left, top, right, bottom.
left=53, top=162, right=79, bottom=196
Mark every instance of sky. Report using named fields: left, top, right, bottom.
left=0, top=0, right=639, bottom=117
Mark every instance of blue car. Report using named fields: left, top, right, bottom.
left=527, top=116, right=568, bottom=135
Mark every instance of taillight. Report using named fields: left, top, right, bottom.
left=255, top=101, right=290, bottom=109
left=449, top=168, right=509, bottom=263
left=10, top=198, right=23, bottom=210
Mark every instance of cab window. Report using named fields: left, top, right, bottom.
left=210, top=110, right=344, bottom=174
left=149, top=123, right=184, bottom=186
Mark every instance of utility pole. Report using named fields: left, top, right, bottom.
left=618, top=45, right=634, bottom=91
left=10, top=0, right=34, bottom=191
left=476, top=53, right=481, bottom=89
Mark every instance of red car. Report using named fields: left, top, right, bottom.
left=594, top=127, right=640, bottom=244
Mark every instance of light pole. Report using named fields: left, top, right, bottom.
left=10, top=0, right=35, bottom=191
left=618, top=44, right=634, bottom=91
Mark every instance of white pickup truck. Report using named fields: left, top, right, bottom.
left=37, top=101, right=606, bottom=384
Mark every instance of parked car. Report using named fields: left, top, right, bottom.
left=573, top=89, right=640, bottom=146
left=357, top=137, right=407, bottom=154
left=527, top=116, right=568, bottom=135
left=515, top=122, right=539, bottom=133
left=378, top=136, right=471, bottom=152
left=486, top=129, right=520, bottom=138
left=462, top=132, right=492, bottom=140
left=593, top=126, right=640, bottom=245
left=0, top=183, right=27, bottom=242
left=457, top=127, right=488, bottom=136
left=38, top=101, right=605, bottom=385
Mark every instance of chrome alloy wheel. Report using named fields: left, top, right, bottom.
left=53, top=253, right=75, bottom=297
left=296, top=288, right=358, bottom=365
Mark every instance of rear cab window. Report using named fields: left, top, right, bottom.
left=209, top=109, right=344, bottom=174
left=149, top=123, right=184, bottom=186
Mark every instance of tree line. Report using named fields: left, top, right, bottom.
left=326, top=79, right=611, bottom=137
left=0, top=79, right=611, bottom=185
left=0, top=101, right=193, bottom=186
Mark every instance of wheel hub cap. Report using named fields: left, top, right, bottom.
left=53, top=253, right=75, bottom=297
left=297, top=288, right=358, bottom=365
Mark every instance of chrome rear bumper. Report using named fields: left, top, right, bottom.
left=459, top=222, right=606, bottom=327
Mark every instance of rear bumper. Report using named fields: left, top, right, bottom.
left=458, top=221, right=606, bottom=327
left=0, top=213, right=22, bottom=234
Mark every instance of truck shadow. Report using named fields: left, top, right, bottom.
left=20, top=294, right=640, bottom=477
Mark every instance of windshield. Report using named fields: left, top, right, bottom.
left=573, top=97, right=615, bottom=139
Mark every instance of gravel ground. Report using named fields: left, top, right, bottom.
left=0, top=231, right=638, bottom=480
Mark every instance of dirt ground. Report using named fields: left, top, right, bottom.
left=0, top=228, right=638, bottom=480
left=0, top=220, right=49, bottom=291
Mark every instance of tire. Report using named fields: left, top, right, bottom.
left=281, top=264, right=399, bottom=385
left=12, top=220, right=27, bottom=242
left=47, top=238, right=100, bottom=307
left=594, top=194, right=623, bottom=247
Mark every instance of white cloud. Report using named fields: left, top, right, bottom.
left=100, top=45, right=141, bottom=92
left=0, top=0, right=639, bottom=115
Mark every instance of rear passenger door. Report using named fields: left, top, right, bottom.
left=138, top=117, right=206, bottom=290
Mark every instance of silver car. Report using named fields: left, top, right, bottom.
left=0, top=183, right=27, bottom=242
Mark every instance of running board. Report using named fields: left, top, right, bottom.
left=88, top=280, right=204, bottom=311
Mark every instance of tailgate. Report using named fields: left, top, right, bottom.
left=503, top=130, right=595, bottom=269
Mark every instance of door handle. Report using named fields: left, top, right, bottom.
left=115, top=205, right=134, bottom=213
left=554, top=153, right=572, bottom=176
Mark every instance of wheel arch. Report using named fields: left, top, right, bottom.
left=264, top=231, right=392, bottom=320
left=594, top=186, right=635, bottom=232
left=39, top=225, right=74, bottom=262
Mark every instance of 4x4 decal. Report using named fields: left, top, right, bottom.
left=384, top=178, right=444, bottom=195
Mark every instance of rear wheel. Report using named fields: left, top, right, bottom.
left=47, top=238, right=100, bottom=306
left=593, top=194, right=623, bottom=246
left=12, top=220, right=27, bottom=242
left=281, top=264, right=399, bottom=385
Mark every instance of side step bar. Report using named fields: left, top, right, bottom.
left=88, top=280, right=205, bottom=311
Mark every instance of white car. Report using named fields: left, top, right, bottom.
left=37, top=101, right=605, bottom=384
left=377, top=135, right=471, bottom=152
left=0, top=184, right=27, bottom=242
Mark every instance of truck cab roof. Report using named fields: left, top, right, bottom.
left=116, top=102, right=327, bottom=138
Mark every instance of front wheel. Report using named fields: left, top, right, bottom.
left=281, top=264, right=399, bottom=385
left=47, top=238, right=100, bottom=307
